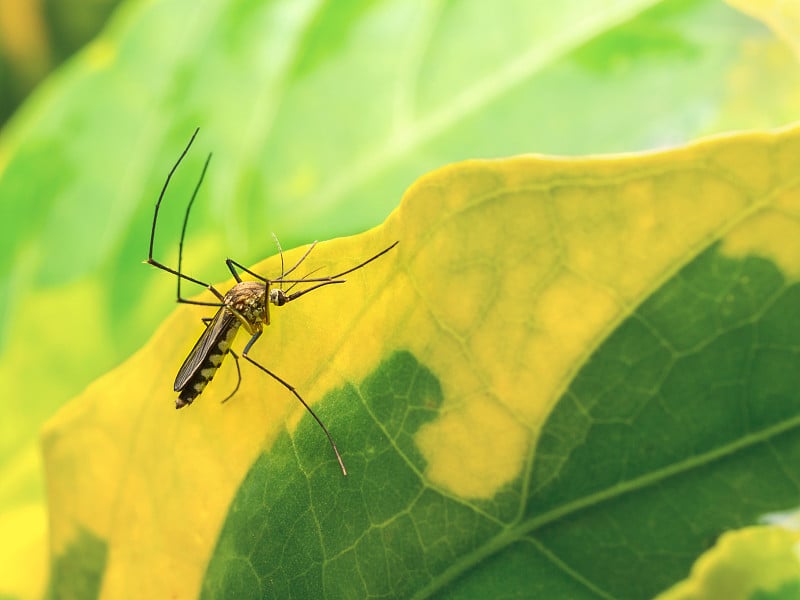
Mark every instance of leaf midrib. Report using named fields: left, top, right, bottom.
left=412, top=410, right=800, bottom=599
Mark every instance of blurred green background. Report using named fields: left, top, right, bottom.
left=0, top=0, right=122, bottom=129
left=0, top=0, right=799, bottom=596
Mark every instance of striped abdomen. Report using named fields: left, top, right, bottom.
left=174, top=310, right=241, bottom=408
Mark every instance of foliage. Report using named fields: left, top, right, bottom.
left=45, top=125, right=800, bottom=598
left=1, top=0, right=799, bottom=598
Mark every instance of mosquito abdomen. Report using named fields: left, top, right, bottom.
left=176, top=321, right=240, bottom=408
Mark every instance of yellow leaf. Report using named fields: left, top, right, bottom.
left=728, top=0, right=800, bottom=60
left=43, top=123, right=800, bottom=598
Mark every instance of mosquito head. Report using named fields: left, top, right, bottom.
left=269, top=287, right=288, bottom=307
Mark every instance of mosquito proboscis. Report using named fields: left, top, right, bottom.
left=145, top=128, right=398, bottom=476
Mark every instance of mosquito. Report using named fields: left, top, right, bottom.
left=145, top=128, right=398, bottom=476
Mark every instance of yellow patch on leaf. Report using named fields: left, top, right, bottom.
left=42, top=124, right=800, bottom=597
left=728, top=0, right=800, bottom=59
left=658, top=526, right=800, bottom=600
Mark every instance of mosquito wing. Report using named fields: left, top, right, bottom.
left=174, top=307, right=241, bottom=392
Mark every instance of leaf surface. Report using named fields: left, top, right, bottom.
left=659, top=526, right=800, bottom=600
left=3, top=0, right=800, bottom=598
left=43, top=124, right=800, bottom=598
left=1, top=0, right=794, bottom=495
left=728, top=0, right=800, bottom=59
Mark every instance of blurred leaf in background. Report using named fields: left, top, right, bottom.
left=0, top=0, right=123, bottom=126
left=1, top=0, right=799, bottom=598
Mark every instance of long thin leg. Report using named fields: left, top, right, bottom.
left=145, top=129, right=225, bottom=305
left=146, top=258, right=225, bottom=305
left=284, top=240, right=399, bottom=302
left=226, top=257, right=244, bottom=283
left=311, top=240, right=399, bottom=280
left=225, top=258, right=344, bottom=286
left=225, top=255, right=346, bottom=301
left=148, top=128, right=199, bottom=260
left=242, top=331, right=347, bottom=476
left=224, top=240, right=317, bottom=284
left=220, top=350, right=242, bottom=404
left=225, top=240, right=396, bottom=303
left=176, top=151, right=214, bottom=302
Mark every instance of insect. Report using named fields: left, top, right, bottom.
left=145, top=128, right=398, bottom=476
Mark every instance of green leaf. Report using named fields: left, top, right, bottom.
left=47, top=529, right=107, bottom=600
left=42, top=124, right=800, bottom=598
left=3, top=0, right=800, bottom=597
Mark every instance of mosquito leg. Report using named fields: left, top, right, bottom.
left=148, top=128, right=199, bottom=261
left=225, top=239, right=319, bottom=285
left=146, top=258, right=225, bottom=305
left=282, top=241, right=399, bottom=303
left=176, top=151, right=213, bottom=301
left=226, top=240, right=397, bottom=304
left=146, top=129, right=224, bottom=305
left=226, top=259, right=261, bottom=282
left=242, top=331, right=347, bottom=476
left=220, top=349, right=242, bottom=404
left=225, top=258, right=343, bottom=287
left=326, top=240, right=399, bottom=279
left=227, top=241, right=396, bottom=292
left=225, top=258, right=244, bottom=283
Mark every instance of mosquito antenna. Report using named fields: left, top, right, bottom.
left=148, top=127, right=200, bottom=261
left=282, top=241, right=318, bottom=280
left=177, top=153, right=212, bottom=301
left=284, top=265, right=325, bottom=294
left=285, top=241, right=399, bottom=302
left=272, top=233, right=285, bottom=289
left=225, top=241, right=396, bottom=299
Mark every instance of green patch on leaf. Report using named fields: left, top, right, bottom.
left=525, top=245, right=800, bottom=598
left=47, top=529, right=107, bottom=600
left=195, top=244, right=800, bottom=599
left=752, top=580, right=800, bottom=600
left=202, top=351, right=453, bottom=599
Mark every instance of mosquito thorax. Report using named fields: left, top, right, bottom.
left=222, top=281, right=267, bottom=328
left=269, top=288, right=288, bottom=306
